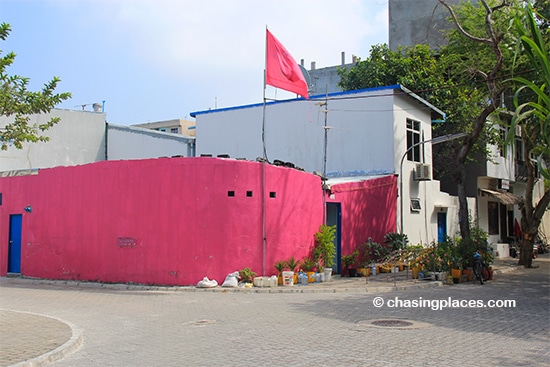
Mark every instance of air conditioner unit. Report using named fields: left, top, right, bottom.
left=414, top=163, right=431, bottom=181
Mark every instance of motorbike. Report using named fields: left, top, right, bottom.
left=509, top=242, right=537, bottom=259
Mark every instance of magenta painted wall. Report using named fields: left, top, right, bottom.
left=0, top=159, right=397, bottom=285
left=328, top=175, right=398, bottom=255
left=0, top=158, right=324, bottom=285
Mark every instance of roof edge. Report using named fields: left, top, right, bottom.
left=190, top=85, right=403, bottom=118
left=398, top=85, right=446, bottom=119
left=190, top=84, right=445, bottom=119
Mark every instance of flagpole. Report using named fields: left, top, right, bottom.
left=261, top=26, right=268, bottom=278
left=262, top=27, right=268, bottom=162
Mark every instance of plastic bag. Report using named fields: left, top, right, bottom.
left=221, top=271, right=240, bottom=287
left=197, top=277, right=218, bottom=288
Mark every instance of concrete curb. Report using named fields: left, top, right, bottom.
left=493, top=265, right=524, bottom=274
left=6, top=310, right=83, bottom=367
left=2, top=276, right=445, bottom=294
left=1, top=258, right=526, bottom=295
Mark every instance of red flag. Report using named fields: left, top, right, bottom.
left=265, top=29, right=309, bottom=99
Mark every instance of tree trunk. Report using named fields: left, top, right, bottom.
left=516, top=124, right=550, bottom=268
left=518, top=236, right=535, bottom=268
left=455, top=164, right=471, bottom=239
left=439, top=0, right=504, bottom=242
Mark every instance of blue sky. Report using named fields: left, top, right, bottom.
left=0, top=0, right=388, bottom=125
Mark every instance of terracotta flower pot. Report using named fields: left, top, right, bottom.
left=463, top=268, right=473, bottom=281
left=451, top=268, right=462, bottom=282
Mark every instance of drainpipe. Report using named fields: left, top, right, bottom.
left=104, top=122, right=109, bottom=160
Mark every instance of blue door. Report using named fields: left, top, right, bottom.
left=437, top=212, right=447, bottom=243
left=326, top=203, right=342, bottom=274
left=8, top=214, right=22, bottom=273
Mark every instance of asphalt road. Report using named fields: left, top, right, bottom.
left=1, top=256, right=548, bottom=367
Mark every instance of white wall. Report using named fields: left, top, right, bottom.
left=195, top=88, right=401, bottom=177
left=0, top=109, right=106, bottom=171
left=392, top=93, right=444, bottom=245
left=107, top=124, right=194, bottom=160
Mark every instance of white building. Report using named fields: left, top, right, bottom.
left=106, top=124, right=194, bottom=160
left=0, top=109, right=196, bottom=173
left=0, top=109, right=106, bottom=172
left=131, top=118, right=196, bottom=137
left=191, top=85, right=465, bottom=245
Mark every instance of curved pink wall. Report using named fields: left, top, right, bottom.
left=0, top=158, right=324, bottom=285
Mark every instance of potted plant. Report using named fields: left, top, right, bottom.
left=384, top=232, right=409, bottom=252
left=301, top=256, right=316, bottom=283
left=341, top=250, right=359, bottom=277
left=367, top=240, right=390, bottom=274
left=313, top=224, right=336, bottom=281
left=458, top=226, right=490, bottom=279
left=239, top=267, right=256, bottom=285
left=274, top=260, right=287, bottom=285
left=405, top=244, right=424, bottom=279
left=285, top=256, right=300, bottom=284
left=449, top=253, right=463, bottom=283
left=357, top=241, right=372, bottom=277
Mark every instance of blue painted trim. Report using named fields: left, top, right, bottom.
left=190, top=85, right=402, bottom=117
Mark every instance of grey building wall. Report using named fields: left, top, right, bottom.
left=107, top=124, right=195, bottom=160
left=388, top=0, right=461, bottom=51
left=305, top=53, right=356, bottom=96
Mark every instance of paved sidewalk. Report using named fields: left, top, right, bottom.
left=0, top=257, right=528, bottom=367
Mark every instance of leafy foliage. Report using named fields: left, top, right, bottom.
left=285, top=256, right=300, bottom=272
left=274, top=260, right=287, bottom=274
left=418, top=242, right=452, bottom=272
left=0, top=23, right=71, bottom=150
left=313, top=224, right=336, bottom=270
left=301, top=256, right=316, bottom=272
left=507, top=2, right=550, bottom=267
left=238, top=267, right=256, bottom=283
left=510, top=3, right=550, bottom=179
left=341, top=250, right=359, bottom=269
left=383, top=232, right=409, bottom=251
left=359, top=239, right=390, bottom=266
left=457, top=226, right=491, bottom=268
left=341, top=1, right=538, bottom=239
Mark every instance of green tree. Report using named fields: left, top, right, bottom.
left=340, top=0, right=526, bottom=240
left=435, top=0, right=526, bottom=239
left=507, top=3, right=550, bottom=267
left=0, top=23, right=71, bottom=150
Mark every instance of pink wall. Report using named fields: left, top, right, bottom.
left=328, top=175, right=398, bottom=255
left=0, top=159, right=397, bottom=286
left=0, top=158, right=323, bottom=285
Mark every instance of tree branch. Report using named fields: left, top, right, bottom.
left=491, top=0, right=510, bottom=12
left=438, top=0, right=492, bottom=45
left=533, top=189, right=550, bottom=228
